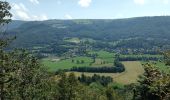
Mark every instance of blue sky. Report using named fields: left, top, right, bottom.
left=4, top=0, right=170, bottom=20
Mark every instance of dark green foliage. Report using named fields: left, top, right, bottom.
left=0, top=49, right=56, bottom=100
left=114, top=59, right=124, bottom=68
left=0, top=2, right=13, bottom=100
left=106, top=87, right=114, bottom=100
left=0, top=3, right=56, bottom=99
left=40, top=44, right=69, bottom=56
left=70, top=60, right=125, bottom=73
left=0, top=1, right=13, bottom=49
left=78, top=74, right=113, bottom=86
left=0, top=1, right=12, bottom=25
left=118, top=56, right=162, bottom=61
left=164, top=51, right=170, bottom=66
left=70, top=66, right=125, bottom=73
left=57, top=72, right=81, bottom=100
left=134, top=64, right=170, bottom=100
left=81, top=60, right=84, bottom=64
left=71, top=59, right=74, bottom=63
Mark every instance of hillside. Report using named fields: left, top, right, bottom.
left=8, top=16, right=170, bottom=50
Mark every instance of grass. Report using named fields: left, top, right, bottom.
left=42, top=56, right=93, bottom=72
left=42, top=50, right=116, bottom=71
left=108, top=82, right=125, bottom=89
left=120, top=54, right=163, bottom=58
left=155, top=62, right=170, bottom=73
left=141, top=61, right=170, bottom=73
left=91, top=58, right=113, bottom=67
left=67, top=61, right=144, bottom=85
left=64, top=37, right=80, bottom=43
left=81, top=38, right=96, bottom=43
left=114, top=61, right=144, bottom=84
left=88, top=50, right=115, bottom=63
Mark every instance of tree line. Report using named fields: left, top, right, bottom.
left=70, top=60, right=125, bottom=73
left=118, top=56, right=162, bottom=61
left=78, top=74, right=113, bottom=86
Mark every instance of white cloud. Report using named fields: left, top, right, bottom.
left=13, top=3, right=20, bottom=10
left=13, top=3, right=28, bottom=11
left=134, top=0, right=145, bottom=5
left=12, top=3, right=48, bottom=21
left=15, top=10, right=30, bottom=20
left=78, top=0, right=92, bottom=7
left=19, top=3, right=29, bottom=11
left=12, top=3, right=30, bottom=20
left=29, top=0, right=39, bottom=5
left=64, top=14, right=73, bottom=19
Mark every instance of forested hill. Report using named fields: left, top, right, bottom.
left=7, top=16, right=170, bottom=49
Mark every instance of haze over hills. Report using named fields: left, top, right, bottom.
left=7, top=16, right=170, bottom=49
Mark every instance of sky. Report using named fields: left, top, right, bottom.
left=3, top=0, right=170, bottom=20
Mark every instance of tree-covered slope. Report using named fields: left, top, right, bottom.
left=8, top=16, right=170, bottom=49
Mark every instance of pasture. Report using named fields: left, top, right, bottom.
left=120, top=54, right=163, bottom=58
left=88, top=50, right=115, bottom=62
left=67, top=61, right=144, bottom=84
left=64, top=37, right=80, bottom=43
left=42, top=57, right=93, bottom=72
left=91, top=58, right=113, bottom=67
left=42, top=50, right=116, bottom=72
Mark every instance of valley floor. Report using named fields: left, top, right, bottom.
left=67, top=61, right=144, bottom=84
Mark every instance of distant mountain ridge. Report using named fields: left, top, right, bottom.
left=7, top=16, right=170, bottom=48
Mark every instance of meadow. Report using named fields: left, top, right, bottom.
left=64, top=37, right=80, bottom=43
left=42, top=56, right=93, bottom=72
left=88, top=50, right=115, bottom=62
left=119, top=54, right=163, bottom=58
left=67, top=61, right=144, bottom=84
left=42, top=50, right=115, bottom=72
left=41, top=50, right=168, bottom=84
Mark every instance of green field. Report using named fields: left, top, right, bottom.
left=42, top=50, right=166, bottom=73
left=42, top=57, right=93, bottom=72
left=41, top=50, right=168, bottom=84
left=41, top=51, right=169, bottom=84
left=88, top=50, right=115, bottom=62
left=67, top=61, right=144, bottom=84
left=120, top=54, right=163, bottom=58
left=42, top=50, right=116, bottom=72
left=64, top=37, right=80, bottom=43
left=81, top=38, right=96, bottom=43
left=90, top=50, right=115, bottom=67
left=91, top=58, right=113, bottom=67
